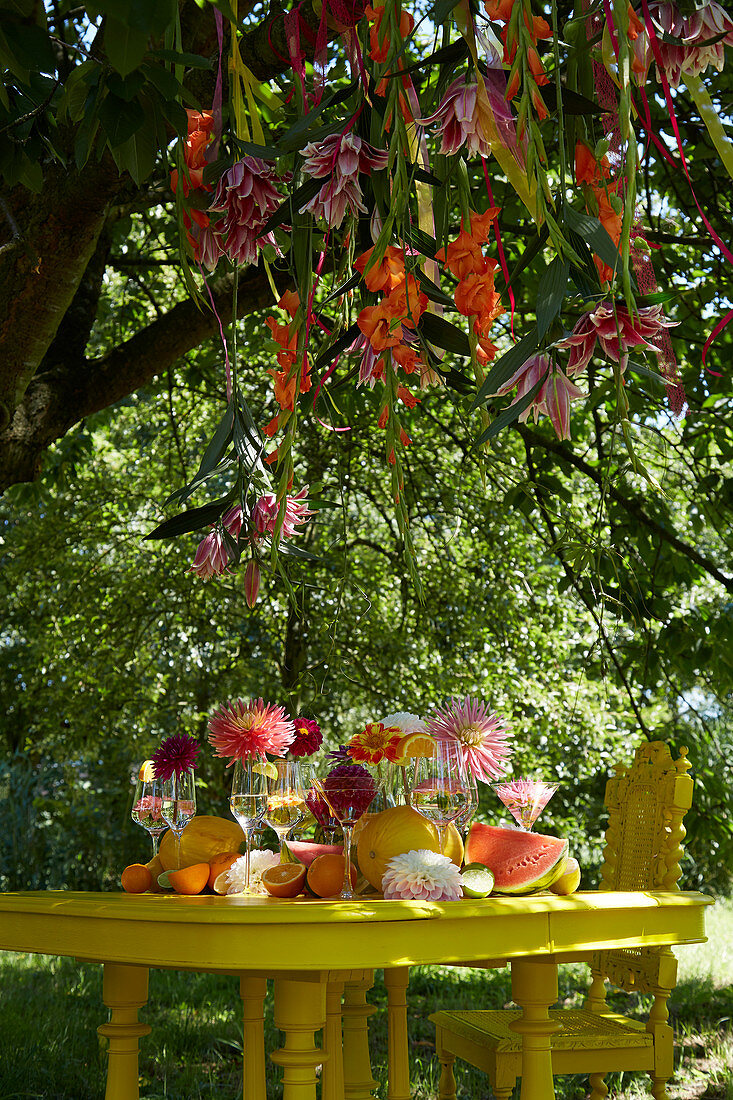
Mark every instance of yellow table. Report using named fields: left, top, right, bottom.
left=0, top=889, right=712, bottom=1100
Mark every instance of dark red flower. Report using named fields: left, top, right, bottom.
left=322, top=763, right=377, bottom=820
left=289, top=717, right=323, bottom=758
left=152, top=734, right=200, bottom=781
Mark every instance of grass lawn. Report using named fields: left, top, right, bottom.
left=0, top=899, right=731, bottom=1099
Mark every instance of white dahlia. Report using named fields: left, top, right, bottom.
left=382, top=849, right=463, bottom=901
left=380, top=711, right=426, bottom=735
left=225, top=849, right=280, bottom=895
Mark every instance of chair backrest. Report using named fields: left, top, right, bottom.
left=594, top=741, right=693, bottom=992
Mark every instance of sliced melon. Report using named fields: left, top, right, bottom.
left=284, top=840, right=344, bottom=867
left=465, top=824, right=568, bottom=895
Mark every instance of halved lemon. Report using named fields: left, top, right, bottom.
left=393, top=732, right=435, bottom=764
left=138, top=759, right=156, bottom=782
left=252, top=761, right=278, bottom=780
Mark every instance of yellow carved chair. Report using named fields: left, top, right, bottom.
left=429, top=741, right=694, bottom=1100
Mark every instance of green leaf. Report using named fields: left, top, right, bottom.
left=259, top=177, right=323, bottom=236
left=108, top=98, right=156, bottom=183
left=144, top=496, right=234, bottom=540
left=312, top=323, right=360, bottom=371
left=149, top=47, right=213, bottom=69
left=59, top=61, right=99, bottom=123
left=538, top=85, right=604, bottom=116
left=2, top=22, right=55, bottom=80
left=104, top=17, right=148, bottom=78
left=474, top=369, right=548, bottom=445
left=166, top=405, right=235, bottom=507
left=564, top=204, right=623, bottom=283
left=419, top=312, right=471, bottom=356
left=99, top=94, right=145, bottom=147
left=415, top=271, right=457, bottom=310
left=536, top=256, right=569, bottom=340
left=471, top=327, right=540, bottom=410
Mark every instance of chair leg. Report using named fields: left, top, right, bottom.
left=437, top=1050, right=457, bottom=1100
left=493, top=1090, right=513, bottom=1100
left=589, top=1073, right=608, bottom=1099
left=649, top=1077, right=671, bottom=1100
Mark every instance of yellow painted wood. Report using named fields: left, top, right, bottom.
left=321, top=977, right=345, bottom=1100
left=342, top=971, right=378, bottom=1099
left=240, top=975, right=266, bottom=1100
left=270, top=977, right=326, bottom=1100
left=97, top=963, right=151, bottom=1100
left=509, top=958, right=562, bottom=1099
left=384, top=966, right=411, bottom=1100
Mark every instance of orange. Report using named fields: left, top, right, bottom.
left=393, top=732, right=436, bottom=764
left=207, top=851, right=241, bottom=889
left=167, top=862, right=210, bottom=896
left=261, top=863, right=307, bottom=898
left=307, top=853, right=357, bottom=898
left=138, top=760, right=156, bottom=782
left=121, top=863, right=153, bottom=893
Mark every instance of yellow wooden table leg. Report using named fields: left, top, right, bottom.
left=97, top=963, right=151, bottom=1100
left=270, top=976, right=327, bottom=1100
left=384, top=966, right=411, bottom=1100
left=321, top=976, right=345, bottom=1100
left=240, top=975, right=267, bottom=1100
left=509, top=957, right=561, bottom=1100
left=342, top=971, right=378, bottom=1099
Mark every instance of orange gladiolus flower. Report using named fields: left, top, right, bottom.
left=366, top=2, right=414, bottom=63
left=268, top=368, right=298, bottom=412
left=392, top=344, right=423, bottom=375
left=454, top=265, right=501, bottom=323
left=437, top=230, right=488, bottom=279
left=355, top=245, right=405, bottom=292
left=465, top=207, right=501, bottom=244
left=397, top=384, right=420, bottom=408
left=358, top=301, right=405, bottom=351
left=266, top=316, right=298, bottom=372
left=278, top=290, right=300, bottom=318
left=485, top=0, right=514, bottom=19
left=384, top=275, right=428, bottom=329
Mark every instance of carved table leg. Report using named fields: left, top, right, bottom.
left=342, top=971, right=378, bottom=1099
left=270, top=977, right=327, bottom=1100
left=97, top=963, right=151, bottom=1100
left=384, top=966, right=411, bottom=1100
left=321, top=976, right=345, bottom=1100
left=509, top=957, right=561, bottom=1100
left=240, top=975, right=267, bottom=1100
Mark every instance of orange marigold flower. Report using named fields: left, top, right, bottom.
left=355, top=245, right=405, bottom=292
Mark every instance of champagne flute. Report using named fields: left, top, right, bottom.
left=161, top=769, right=197, bottom=870
left=264, top=761, right=306, bottom=857
left=131, top=760, right=167, bottom=859
left=230, top=759, right=269, bottom=892
left=412, top=742, right=470, bottom=854
left=315, top=766, right=382, bottom=900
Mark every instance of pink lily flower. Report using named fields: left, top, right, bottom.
left=210, top=156, right=287, bottom=267
left=645, top=1, right=733, bottom=88
left=494, top=353, right=584, bottom=440
left=557, top=302, right=672, bottom=374
left=300, top=132, right=389, bottom=228
left=252, top=487, right=314, bottom=539
left=418, top=77, right=494, bottom=158
left=189, top=528, right=230, bottom=579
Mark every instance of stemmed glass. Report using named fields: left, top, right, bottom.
left=454, top=773, right=479, bottom=842
left=289, top=762, right=317, bottom=840
left=264, top=761, right=306, bottom=857
left=131, top=761, right=167, bottom=859
left=493, top=777, right=559, bottom=831
left=412, top=741, right=470, bottom=854
left=161, top=768, right=197, bottom=869
left=314, top=767, right=382, bottom=900
left=230, top=759, right=269, bottom=892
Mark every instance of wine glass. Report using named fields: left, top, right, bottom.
left=493, top=777, right=559, bottom=831
left=314, top=766, right=382, bottom=900
left=289, top=762, right=317, bottom=840
left=161, top=769, right=197, bottom=869
left=264, top=761, right=306, bottom=857
left=230, top=759, right=269, bottom=892
left=131, top=761, right=167, bottom=859
left=412, top=742, right=470, bottom=855
left=454, top=773, right=479, bottom=842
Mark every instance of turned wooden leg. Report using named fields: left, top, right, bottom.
left=436, top=1048, right=457, bottom=1100
left=509, top=957, right=561, bottom=1100
left=650, top=1077, right=670, bottom=1100
left=384, top=966, right=410, bottom=1100
left=270, top=977, right=327, bottom=1100
left=97, top=963, right=151, bottom=1100
left=342, top=971, right=378, bottom=1099
left=589, top=1072, right=608, bottom=1098
left=321, top=977, right=345, bottom=1100
left=240, top=975, right=267, bottom=1100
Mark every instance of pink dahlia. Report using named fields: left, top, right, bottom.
left=211, top=157, right=286, bottom=267
left=426, top=697, right=512, bottom=783
left=382, top=849, right=463, bottom=901
left=252, top=486, right=313, bottom=539
left=152, top=734, right=200, bottom=781
left=300, top=132, right=389, bottom=228
left=289, top=717, right=323, bottom=758
left=207, top=698, right=295, bottom=765
left=558, top=302, right=673, bottom=374
left=417, top=77, right=494, bottom=159
left=646, top=1, right=733, bottom=88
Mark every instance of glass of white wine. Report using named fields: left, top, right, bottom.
left=131, top=760, right=167, bottom=859
left=265, top=761, right=305, bottom=857
left=412, top=742, right=470, bottom=855
left=230, top=759, right=269, bottom=891
left=161, top=769, right=197, bottom=869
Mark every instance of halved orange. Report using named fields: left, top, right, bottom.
left=168, top=862, right=210, bottom=895
left=261, top=863, right=307, bottom=898
left=393, top=732, right=435, bottom=764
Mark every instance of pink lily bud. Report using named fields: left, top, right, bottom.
left=244, top=560, right=260, bottom=608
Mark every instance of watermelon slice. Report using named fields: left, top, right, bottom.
left=283, top=840, right=344, bottom=867
left=464, top=824, right=568, bottom=894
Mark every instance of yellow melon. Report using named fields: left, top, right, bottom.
left=158, top=815, right=245, bottom=871
left=356, top=805, right=464, bottom=891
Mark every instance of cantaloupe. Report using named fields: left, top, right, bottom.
left=356, top=806, right=463, bottom=891
left=158, top=815, right=245, bottom=871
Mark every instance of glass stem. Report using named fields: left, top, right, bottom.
left=437, top=824, right=445, bottom=856
left=150, top=832, right=159, bottom=859
left=342, top=824, right=354, bottom=898
left=175, top=832, right=181, bottom=870
left=244, top=828, right=252, bottom=891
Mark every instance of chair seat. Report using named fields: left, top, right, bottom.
left=430, top=1009, right=653, bottom=1053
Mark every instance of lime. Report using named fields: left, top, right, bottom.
left=461, top=863, right=495, bottom=899
left=252, top=761, right=278, bottom=780
left=157, top=871, right=174, bottom=890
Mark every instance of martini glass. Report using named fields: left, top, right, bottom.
left=131, top=761, right=167, bottom=859
left=161, top=769, right=197, bottom=869
left=412, top=742, right=470, bottom=854
left=314, top=766, right=381, bottom=899
left=493, top=777, right=558, bottom=831
left=230, top=759, right=269, bottom=892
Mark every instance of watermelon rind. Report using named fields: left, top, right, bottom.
left=465, top=824, right=569, bottom=895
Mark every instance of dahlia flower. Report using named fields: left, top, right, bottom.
left=645, top=1, right=733, bottom=88
left=207, top=698, right=296, bottom=765
left=418, top=77, right=495, bottom=159
left=558, top=302, right=673, bottom=374
left=380, top=712, right=426, bottom=736
left=225, top=849, right=280, bottom=895
left=210, top=156, right=286, bottom=268
left=151, top=734, right=200, bottom=781
left=289, top=717, right=323, bottom=758
left=348, top=722, right=403, bottom=765
left=326, top=745, right=352, bottom=764
left=494, top=777, right=558, bottom=830
left=252, top=487, right=313, bottom=540
left=426, top=697, right=512, bottom=783
left=300, top=132, right=389, bottom=228
left=322, top=763, right=377, bottom=821
left=382, top=849, right=463, bottom=901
